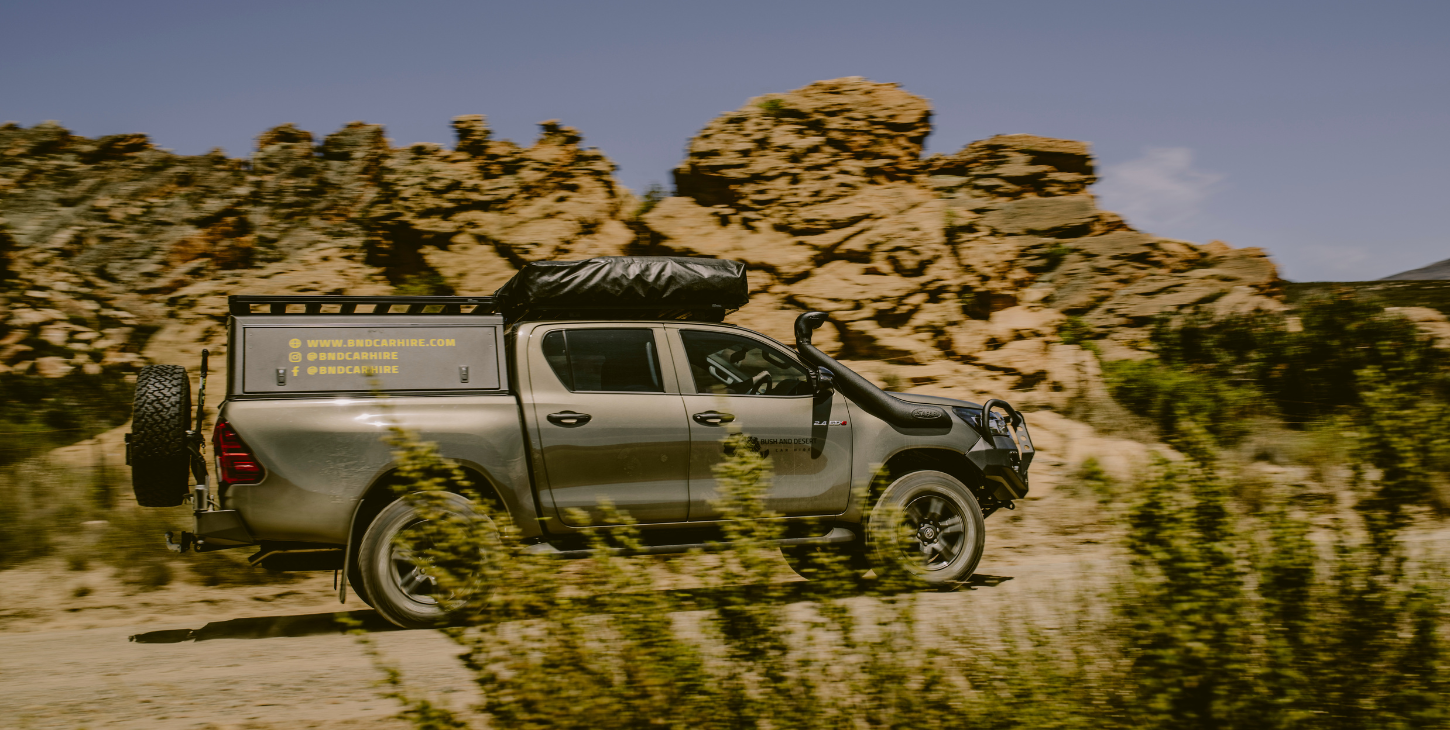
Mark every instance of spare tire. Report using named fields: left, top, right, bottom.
left=130, top=365, right=193, bottom=507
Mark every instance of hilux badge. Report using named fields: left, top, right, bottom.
left=813, top=420, right=847, bottom=426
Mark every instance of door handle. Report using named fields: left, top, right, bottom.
left=692, top=410, right=736, bottom=426
left=547, top=411, right=592, bottom=427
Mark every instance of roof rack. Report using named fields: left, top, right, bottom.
left=505, top=304, right=729, bottom=324
left=228, top=295, right=499, bottom=316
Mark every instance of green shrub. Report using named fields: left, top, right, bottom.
left=0, top=459, right=88, bottom=568
left=188, top=549, right=299, bottom=587
left=0, top=370, right=136, bottom=466
left=120, top=558, right=172, bottom=590
left=1150, top=293, right=1449, bottom=424
left=392, top=270, right=454, bottom=296
left=1114, top=437, right=1447, bottom=729
left=880, top=370, right=904, bottom=391
left=359, top=421, right=1447, bottom=729
left=1137, top=292, right=1450, bottom=511
left=756, top=98, right=789, bottom=117
left=1104, top=358, right=1261, bottom=446
left=1121, top=451, right=1257, bottom=727
left=1057, top=315, right=1095, bottom=347
left=631, top=184, right=668, bottom=219
left=1042, top=242, right=1073, bottom=272
left=1069, top=456, right=1117, bottom=504
left=1355, top=367, right=1450, bottom=531
left=354, top=426, right=938, bottom=729
left=0, top=457, right=204, bottom=583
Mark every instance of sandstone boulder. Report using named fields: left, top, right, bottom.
left=673, top=77, right=931, bottom=224
left=32, top=356, right=73, bottom=378
left=1385, top=306, right=1450, bottom=348
left=925, top=134, right=1096, bottom=201
left=979, top=194, right=1098, bottom=237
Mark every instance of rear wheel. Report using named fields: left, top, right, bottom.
left=130, top=365, right=193, bottom=507
left=358, top=492, right=489, bottom=629
left=867, top=470, right=985, bottom=588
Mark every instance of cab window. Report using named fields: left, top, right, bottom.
left=541, top=329, right=663, bottom=393
left=679, top=330, right=811, bottom=396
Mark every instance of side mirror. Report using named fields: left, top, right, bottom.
left=813, top=366, right=835, bottom=400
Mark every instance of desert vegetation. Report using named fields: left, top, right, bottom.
left=363, top=368, right=1447, bottom=728
left=0, top=457, right=296, bottom=590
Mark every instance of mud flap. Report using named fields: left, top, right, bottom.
left=195, top=510, right=254, bottom=548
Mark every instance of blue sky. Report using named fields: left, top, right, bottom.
left=3, top=0, right=1447, bottom=281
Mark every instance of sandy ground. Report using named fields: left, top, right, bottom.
left=5, top=410, right=1138, bottom=729
left=0, top=559, right=495, bottom=730
left=0, top=530, right=1112, bottom=730
left=4, top=518, right=1444, bottom=730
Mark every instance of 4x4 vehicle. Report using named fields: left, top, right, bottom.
left=128, top=257, right=1035, bottom=628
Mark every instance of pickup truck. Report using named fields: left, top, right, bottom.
left=127, top=257, right=1035, bottom=628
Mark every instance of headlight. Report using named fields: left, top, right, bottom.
left=952, top=406, right=1009, bottom=435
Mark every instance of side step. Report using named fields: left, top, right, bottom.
left=249, top=546, right=345, bottom=572
left=523, top=526, right=859, bottom=559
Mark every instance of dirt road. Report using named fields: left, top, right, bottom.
left=0, top=550, right=1104, bottom=730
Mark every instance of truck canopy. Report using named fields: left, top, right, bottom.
left=227, top=296, right=508, bottom=396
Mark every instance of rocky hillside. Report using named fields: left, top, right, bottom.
left=1, top=77, right=1289, bottom=441
left=645, top=78, right=1282, bottom=408
left=1382, top=256, right=1450, bottom=281
left=0, top=115, right=631, bottom=403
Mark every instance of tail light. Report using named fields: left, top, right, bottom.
left=213, top=420, right=265, bottom=487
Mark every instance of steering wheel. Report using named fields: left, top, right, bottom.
left=749, top=371, right=772, bottom=395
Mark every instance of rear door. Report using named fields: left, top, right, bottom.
left=527, top=325, right=691, bottom=526
left=668, top=326, right=854, bottom=520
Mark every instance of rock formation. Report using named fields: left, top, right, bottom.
left=673, top=77, right=932, bottom=228
left=642, top=78, right=1283, bottom=407
left=0, top=115, right=633, bottom=392
left=1, top=77, right=1287, bottom=426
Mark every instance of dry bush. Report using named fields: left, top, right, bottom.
left=360, top=423, right=1448, bottom=730
left=0, top=457, right=289, bottom=588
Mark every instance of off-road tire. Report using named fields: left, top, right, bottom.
left=359, top=492, right=490, bottom=629
left=867, top=470, right=986, bottom=588
left=130, top=365, right=193, bottom=507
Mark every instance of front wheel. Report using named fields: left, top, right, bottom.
left=357, top=492, right=489, bottom=629
left=867, top=470, right=986, bottom=588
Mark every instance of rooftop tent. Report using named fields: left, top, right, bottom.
left=493, top=256, right=750, bottom=322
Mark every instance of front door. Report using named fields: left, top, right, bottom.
left=529, top=326, right=690, bottom=526
left=670, top=327, right=854, bottom=520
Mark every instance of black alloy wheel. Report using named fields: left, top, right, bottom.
left=868, top=470, right=986, bottom=587
left=358, top=491, right=491, bottom=629
left=901, top=493, right=970, bottom=571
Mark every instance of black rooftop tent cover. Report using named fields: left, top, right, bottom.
left=493, top=256, right=750, bottom=322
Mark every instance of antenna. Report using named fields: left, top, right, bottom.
left=189, top=349, right=210, bottom=509
left=194, top=349, right=209, bottom=435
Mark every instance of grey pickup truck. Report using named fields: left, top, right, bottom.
left=127, top=257, right=1035, bottom=628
